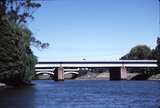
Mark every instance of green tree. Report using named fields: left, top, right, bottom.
left=0, top=19, right=38, bottom=85
left=0, top=0, right=49, bottom=49
left=121, top=45, right=152, bottom=75
left=0, top=0, right=48, bottom=86
left=0, top=0, right=41, bottom=24
left=121, top=45, right=152, bottom=60
left=151, top=37, right=160, bottom=74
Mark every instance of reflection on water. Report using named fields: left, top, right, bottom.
left=0, top=80, right=160, bottom=108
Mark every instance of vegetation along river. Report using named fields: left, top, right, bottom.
left=0, top=80, right=160, bottom=108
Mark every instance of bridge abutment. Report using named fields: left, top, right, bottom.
left=109, top=67, right=127, bottom=80
left=54, top=67, right=64, bottom=81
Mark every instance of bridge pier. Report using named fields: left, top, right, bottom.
left=54, top=67, right=64, bottom=81
left=120, top=66, right=127, bottom=80
left=109, top=67, right=127, bottom=80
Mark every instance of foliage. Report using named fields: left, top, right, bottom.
left=0, top=0, right=41, bottom=24
left=121, top=45, right=152, bottom=75
left=121, top=38, right=160, bottom=75
left=121, top=45, right=152, bottom=60
left=30, top=36, right=49, bottom=49
left=151, top=37, right=160, bottom=73
left=0, top=0, right=49, bottom=49
left=0, top=0, right=49, bottom=85
left=0, top=18, right=37, bottom=85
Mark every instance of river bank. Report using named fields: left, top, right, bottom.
left=148, top=74, right=160, bottom=80
left=1, top=72, right=160, bottom=87
left=76, top=72, right=160, bottom=80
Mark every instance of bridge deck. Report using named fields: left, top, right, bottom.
left=36, top=60, right=158, bottom=68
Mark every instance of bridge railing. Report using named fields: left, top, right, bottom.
left=35, top=60, right=158, bottom=68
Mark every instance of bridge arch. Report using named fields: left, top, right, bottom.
left=34, top=71, right=79, bottom=80
left=64, top=72, right=79, bottom=79
left=35, top=72, right=55, bottom=79
left=64, top=71, right=79, bottom=75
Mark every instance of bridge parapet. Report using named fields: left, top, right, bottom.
left=36, top=60, right=158, bottom=68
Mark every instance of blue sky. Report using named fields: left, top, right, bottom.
left=29, top=0, right=159, bottom=61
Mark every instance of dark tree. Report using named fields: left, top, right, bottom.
left=120, top=45, right=153, bottom=75
left=0, top=0, right=41, bottom=24
left=0, top=0, right=49, bottom=49
left=121, top=45, right=152, bottom=60
left=151, top=37, right=160, bottom=73
left=0, top=0, right=49, bottom=86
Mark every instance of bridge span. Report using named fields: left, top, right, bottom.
left=35, top=60, right=158, bottom=81
left=35, top=71, right=79, bottom=80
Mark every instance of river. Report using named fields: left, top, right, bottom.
left=0, top=80, right=160, bottom=108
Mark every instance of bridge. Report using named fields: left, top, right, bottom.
left=35, top=60, right=158, bottom=81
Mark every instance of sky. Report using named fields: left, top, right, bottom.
left=29, top=0, right=159, bottom=61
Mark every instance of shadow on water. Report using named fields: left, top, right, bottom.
left=0, top=86, right=37, bottom=108
left=131, top=74, right=150, bottom=80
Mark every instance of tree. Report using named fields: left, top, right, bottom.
left=152, top=37, right=160, bottom=61
left=0, top=0, right=49, bottom=86
left=151, top=37, right=160, bottom=74
left=0, top=0, right=49, bottom=49
left=0, top=19, right=38, bottom=85
left=121, top=45, right=152, bottom=60
left=121, top=45, right=152, bottom=75
left=0, top=0, right=41, bottom=24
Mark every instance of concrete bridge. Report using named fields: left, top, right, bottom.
left=35, top=60, right=158, bottom=81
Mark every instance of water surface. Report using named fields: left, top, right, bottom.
left=0, top=80, right=160, bottom=108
